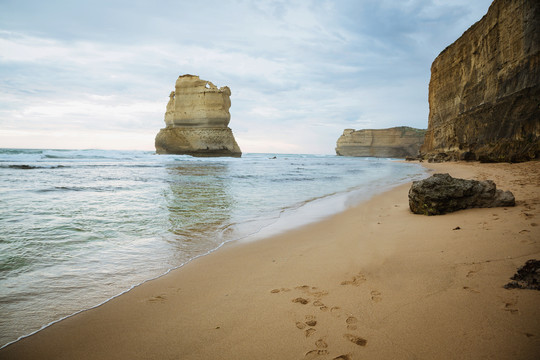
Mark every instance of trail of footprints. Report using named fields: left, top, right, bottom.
left=271, top=272, right=380, bottom=359
left=461, top=263, right=524, bottom=315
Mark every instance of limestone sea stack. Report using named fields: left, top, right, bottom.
left=155, top=75, right=242, bottom=157
left=420, top=0, right=540, bottom=162
left=336, top=127, right=426, bottom=158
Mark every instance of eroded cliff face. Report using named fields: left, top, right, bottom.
left=421, top=0, right=540, bottom=161
left=421, top=0, right=540, bottom=162
left=155, top=75, right=242, bottom=157
left=336, top=127, right=426, bottom=158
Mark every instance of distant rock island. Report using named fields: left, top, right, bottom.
left=155, top=74, right=242, bottom=157
left=420, top=0, right=539, bottom=162
left=336, top=127, right=426, bottom=158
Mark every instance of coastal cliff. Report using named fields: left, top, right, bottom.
left=155, top=75, right=242, bottom=157
left=420, top=0, right=540, bottom=162
left=336, top=127, right=426, bottom=158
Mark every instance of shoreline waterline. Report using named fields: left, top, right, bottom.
left=1, top=162, right=427, bottom=349
left=0, top=150, right=427, bottom=347
left=1, top=161, right=538, bottom=359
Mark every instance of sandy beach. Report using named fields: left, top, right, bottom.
left=1, top=161, right=539, bottom=360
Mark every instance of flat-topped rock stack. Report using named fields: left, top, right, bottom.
left=155, top=74, right=242, bottom=157
left=336, top=127, right=426, bottom=158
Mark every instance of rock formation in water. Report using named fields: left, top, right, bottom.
left=155, top=74, right=242, bottom=157
left=420, top=0, right=540, bottom=163
left=408, top=173, right=515, bottom=215
left=335, top=127, right=426, bottom=158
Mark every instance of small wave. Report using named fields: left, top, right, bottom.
left=55, top=186, right=85, bottom=192
left=271, top=177, right=316, bottom=182
left=35, top=187, right=83, bottom=193
left=126, top=164, right=165, bottom=168
left=0, top=255, right=30, bottom=274
left=1, top=165, right=68, bottom=170
left=232, top=174, right=258, bottom=179
left=6, top=165, right=38, bottom=170
left=42, top=154, right=69, bottom=159
left=35, top=185, right=126, bottom=193
left=0, top=149, right=43, bottom=155
left=43, top=154, right=108, bottom=160
left=40, top=149, right=148, bottom=161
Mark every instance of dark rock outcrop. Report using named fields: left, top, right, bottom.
left=408, top=173, right=515, bottom=215
left=420, top=0, right=540, bottom=163
left=504, top=259, right=540, bottom=291
left=336, top=127, right=426, bottom=158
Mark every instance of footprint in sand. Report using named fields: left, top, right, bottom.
left=343, top=334, right=367, bottom=346
left=346, top=316, right=358, bottom=331
left=370, top=290, right=382, bottom=303
left=284, top=285, right=329, bottom=308
left=270, top=287, right=291, bottom=293
left=312, top=300, right=330, bottom=312
left=304, top=340, right=329, bottom=359
left=330, top=306, right=343, bottom=318
left=296, top=315, right=318, bottom=337
left=292, top=297, right=310, bottom=305
left=463, top=286, right=480, bottom=294
left=296, top=285, right=329, bottom=298
left=315, top=339, right=328, bottom=348
left=305, top=315, right=317, bottom=327
left=147, top=294, right=167, bottom=303
left=502, top=300, right=519, bottom=314
left=465, top=263, right=483, bottom=278
left=332, top=355, right=352, bottom=360
left=304, top=349, right=329, bottom=358
left=341, top=273, right=366, bottom=286
left=481, top=221, right=491, bottom=230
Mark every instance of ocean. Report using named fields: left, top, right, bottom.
left=0, top=149, right=427, bottom=347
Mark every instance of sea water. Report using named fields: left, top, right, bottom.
left=0, top=149, right=427, bottom=346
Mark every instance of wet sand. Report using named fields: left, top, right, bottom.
left=1, top=161, right=539, bottom=360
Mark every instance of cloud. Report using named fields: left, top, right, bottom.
left=0, top=0, right=493, bottom=153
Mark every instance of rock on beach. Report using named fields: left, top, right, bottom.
left=408, top=173, right=515, bottom=215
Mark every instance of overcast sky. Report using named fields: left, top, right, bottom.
left=0, top=0, right=493, bottom=154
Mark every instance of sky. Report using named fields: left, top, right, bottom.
left=0, top=0, right=493, bottom=154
